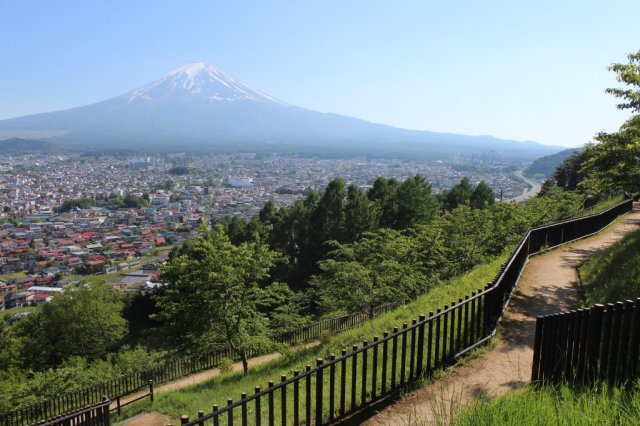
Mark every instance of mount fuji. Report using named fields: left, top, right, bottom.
left=0, top=63, right=562, bottom=159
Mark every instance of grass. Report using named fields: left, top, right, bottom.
left=452, top=384, right=640, bottom=426
left=578, top=227, right=640, bottom=305
left=0, top=271, right=26, bottom=282
left=0, top=305, right=38, bottom=319
left=114, top=255, right=507, bottom=424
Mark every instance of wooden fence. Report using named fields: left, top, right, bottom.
left=174, top=198, right=634, bottom=425
left=0, top=302, right=404, bottom=426
left=33, top=399, right=110, bottom=426
left=531, top=298, right=640, bottom=386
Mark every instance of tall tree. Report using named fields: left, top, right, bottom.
left=605, top=50, right=640, bottom=112
left=581, top=51, right=640, bottom=194
left=157, top=227, right=282, bottom=374
left=368, top=177, right=400, bottom=228
left=344, top=184, right=378, bottom=241
left=470, top=181, right=495, bottom=209
left=442, top=177, right=474, bottom=211
left=395, top=175, right=439, bottom=228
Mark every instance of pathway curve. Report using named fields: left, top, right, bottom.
left=366, top=205, right=640, bottom=425
left=118, top=341, right=320, bottom=426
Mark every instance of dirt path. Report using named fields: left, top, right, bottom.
left=118, top=341, right=320, bottom=426
left=366, top=206, right=640, bottom=426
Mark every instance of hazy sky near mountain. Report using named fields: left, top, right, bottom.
left=1, top=1, right=638, bottom=147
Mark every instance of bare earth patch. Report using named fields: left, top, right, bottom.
left=121, top=411, right=171, bottom=426
left=366, top=206, right=640, bottom=425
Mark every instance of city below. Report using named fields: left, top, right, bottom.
left=0, top=151, right=535, bottom=314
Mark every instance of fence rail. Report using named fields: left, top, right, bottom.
left=34, top=399, right=110, bottom=426
left=0, top=301, right=404, bottom=426
left=531, top=298, right=640, bottom=386
left=173, top=198, right=634, bottom=425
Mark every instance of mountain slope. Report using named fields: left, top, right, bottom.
left=0, top=63, right=563, bottom=160
left=524, top=148, right=581, bottom=178
left=0, top=138, right=55, bottom=154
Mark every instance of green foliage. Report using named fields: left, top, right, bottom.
left=521, top=187, right=583, bottom=225
left=583, top=115, right=640, bottom=194
left=441, top=177, right=474, bottom=211
left=554, top=150, right=589, bottom=191
left=524, top=148, right=581, bottom=178
left=58, top=197, right=93, bottom=212
left=470, top=181, right=495, bottom=209
left=605, top=50, right=640, bottom=112
left=157, top=227, right=283, bottom=373
left=313, top=229, right=430, bottom=318
left=453, top=385, right=640, bottom=426
left=13, top=284, right=127, bottom=369
left=394, top=174, right=439, bottom=228
left=0, top=346, right=162, bottom=412
left=218, top=358, right=233, bottom=375
left=578, top=50, right=640, bottom=194
left=168, top=166, right=192, bottom=175
left=578, top=228, right=640, bottom=305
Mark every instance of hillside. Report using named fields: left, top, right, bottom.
left=523, top=148, right=580, bottom=178
left=0, top=138, right=54, bottom=154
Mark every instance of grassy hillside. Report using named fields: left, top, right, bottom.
left=115, top=255, right=507, bottom=423
left=524, top=148, right=579, bottom=178
left=578, top=228, right=640, bottom=305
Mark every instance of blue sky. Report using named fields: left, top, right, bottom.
left=1, top=1, right=638, bottom=147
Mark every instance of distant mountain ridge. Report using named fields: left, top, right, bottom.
left=0, top=62, right=564, bottom=160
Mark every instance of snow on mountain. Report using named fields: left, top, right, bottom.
left=0, top=62, right=565, bottom=160
left=126, top=62, right=284, bottom=104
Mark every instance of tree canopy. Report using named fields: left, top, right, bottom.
left=157, top=226, right=283, bottom=374
left=14, top=284, right=127, bottom=369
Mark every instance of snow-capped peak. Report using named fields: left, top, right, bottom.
left=127, top=62, right=284, bottom=104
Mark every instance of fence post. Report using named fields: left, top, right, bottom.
left=629, top=299, right=640, bottom=382
left=531, top=316, right=544, bottom=383
left=315, top=359, right=324, bottom=426
left=149, top=380, right=154, bottom=403
left=416, top=314, right=426, bottom=376
left=586, top=305, right=605, bottom=383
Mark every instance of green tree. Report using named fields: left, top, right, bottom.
left=163, top=179, right=175, bottom=191
left=442, top=177, right=474, bottom=211
left=368, top=177, right=400, bottom=228
left=583, top=115, right=640, bottom=194
left=580, top=51, right=640, bottom=194
left=554, top=150, right=589, bottom=190
left=157, top=227, right=282, bottom=374
left=58, top=197, right=93, bottom=213
left=344, top=184, right=378, bottom=241
left=470, top=181, right=495, bottom=209
left=395, top=175, right=439, bottom=228
left=605, top=50, right=640, bottom=112
left=313, top=229, right=428, bottom=318
left=14, top=284, right=127, bottom=369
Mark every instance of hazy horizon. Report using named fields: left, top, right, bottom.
left=1, top=1, right=639, bottom=148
